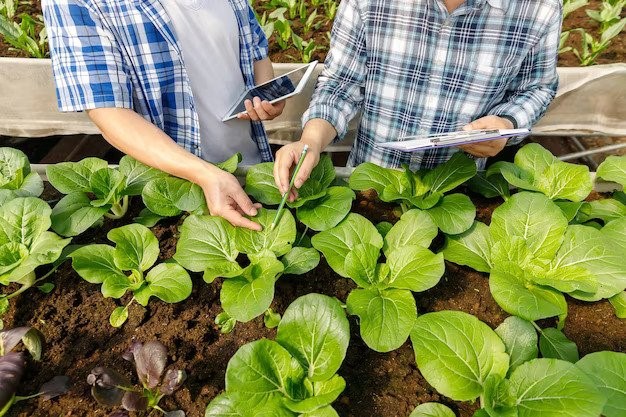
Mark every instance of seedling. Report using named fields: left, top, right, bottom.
left=349, top=152, right=477, bottom=234
left=205, top=294, right=349, bottom=417
left=88, top=341, right=186, bottom=416
left=70, top=224, right=192, bottom=327
left=312, top=211, right=444, bottom=352
left=0, top=327, right=69, bottom=416
left=0, top=147, right=43, bottom=204
left=46, top=156, right=168, bottom=236
left=0, top=197, right=71, bottom=327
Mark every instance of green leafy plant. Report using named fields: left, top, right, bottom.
left=0, top=327, right=68, bottom=416
left=349, top=152, right=477, bottom=234
left=410, top=311, right=606, bottom=417
left=312, top=211, right=444, bottom=352
left=576, top=351, right=626, bottom=417
left=443, top=191, right=626, bottom=323
left=174, top=208, right=319, bottom=329
left=246, top=155, right=355, bottom=232
left=0, top=197, right=71, bottom=327
left=587, top=0, right=626, bottom=32
left=0, top=147, right=43, bottom=204
left=571, top=23, right=626, bottom=66
left=291, top=33, right=319, bottom=63
left=69, top=224, right=192, bottom=327
left=204, top=293, right=349, bottom=417
left=0, top=3, right=48, bottom=58
left=87, top=341, right=186, bottom=416
left=46, top=156, right=167, bottom=236
left=409, top=403, right=455, bottom=417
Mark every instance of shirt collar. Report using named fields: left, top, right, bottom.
left=484, top=0, right=509, bottom=12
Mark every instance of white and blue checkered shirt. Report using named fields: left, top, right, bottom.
left=42, top=0, right=273, bottom=162
left=304, top=0, right=561, bottom=170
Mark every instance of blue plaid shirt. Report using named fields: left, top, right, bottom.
left=304, top=0, right=561, bottom=169
left=42, top=0, right=273, bottom=162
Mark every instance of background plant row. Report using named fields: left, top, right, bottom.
left=0, top=0, right=624, bottom=65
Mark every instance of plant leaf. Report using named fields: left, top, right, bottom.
left=142, top=177, right=205, bottom=217
left=276, top=294, right=349, bottom=381
left=0, top=197, right=51, bottom=247
left=506, top=358, right=604, bottom=417
left=235, top=209, right=296, bottom=257
left=349, top=163, right=408, bottom=198
left=87, top=366, right=130, bottom=406
left=108, top=224, right=159, bottom=272
left=173, top=215, right=240, bottom=279
left=495, top=316, right=538, bottom=372
left=409, top=403, right=456, bottom=417
left=281, top=247, right=320, bottom=275
left=50, top=192, right=109, bottom=237
left=0, top=352, right=24, bottom=410
left=46, top=158, right=107, bottom=194
left=221, top=257, right=284, bottom=323
left=468, top=172, right=509, bottom=199
left=344, top=243, right=379, bottom=288
left=443, top=221, right=491, bottom=272
left=39, top=375, right=70, bottom=400
left=135, top=263, right=192, bottom=306
left=296, top=186, right=355, bottom=231
left=70, top=244, right=125, bottom=284
left=609, top=291, right=626, bottom=318
left=577, top=351, right=626, bottom=417
left=133, top=341, right=168, bottom=389
left=410, top=311, right=509, bottom=402
left=386, top=246, right=444, bottom=292
left=312, top=214, right=382, bottom=278
left=426, top=193, right=476, bottom=235
left=383, top=209, right=438, bottom=255
left=347, top=288, right=416, bottom=352
left=109, top=306, right=129, bottom=327
left=283, top=375, right=345, bottom=413
left=490, top=266, right=567, bottom=321
left=215, top=153, right=243, bottom=174
left=596, top=155, right=626, bottom=187
left=119, top=155, right=168, bottom=196
left=245, top=162, right=283, bottom=205
left=160, top=369, right=187, bottom=395
left=423, top=152, right=477, bottom=194
left=89, top=168, right=125, bottom=206
left=539, top=328, right=579, bottom=363
left=121, top=391, right=148, bottom=411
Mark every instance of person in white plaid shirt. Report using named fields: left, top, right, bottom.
left=43, top=0, right=285, bottom=231
left=274, top=0, right=561, bottom=197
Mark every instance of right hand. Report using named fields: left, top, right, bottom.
left=200, top=168, right=262, bottom=231
left=273, top=140, right=321, bottom=202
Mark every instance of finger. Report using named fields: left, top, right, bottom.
left=277, top=148, right=297, bottom=194
left=237, top=112, right=251, bottom=120
left=294, top=152, right=318, bottom=188
left=253, top=202, right=262, bottom=210
left=232, top=187, right=259, bottom=217
left=260, top=100, right=278, bottom=117
left=221, top=206, right=263, bottom=231
left=244, top=99, right=260, bottom=121
left=252, top=97, right=270, bottom=120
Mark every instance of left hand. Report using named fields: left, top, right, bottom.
left=237, top=96, right=286, bottom=121
left=458, top=115, right=514, bottom=158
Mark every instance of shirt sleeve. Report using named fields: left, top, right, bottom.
left=247, top=4, right=269, bottom=61
left=488, top=3, right=562, bottom=143
left=42, top=0, right=133, bottom=112
left=302, top=0, right=366, bottom=140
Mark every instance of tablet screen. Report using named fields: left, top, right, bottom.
left=225, top=63, right=315, bottom=118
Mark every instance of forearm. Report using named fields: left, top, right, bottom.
left=301, top=118, right=338, bottom=152
left=87, top=107, right=219, bottom=185
left=253, top=57, right=275, bottom=84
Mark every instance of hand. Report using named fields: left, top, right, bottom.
left=273, top=140, right=321, bottom=202
left=237, top=96, right=286, bottom=121
left=200, top=168, right=262, bottom=231
left=458, top=115, right=514, bottom=158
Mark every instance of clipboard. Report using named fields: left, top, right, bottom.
left=376, top=128, right=530, bottom=152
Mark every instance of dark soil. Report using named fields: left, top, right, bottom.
left=3, top=191, right=625, bottom=417
left=1, top=0, right=624, bottom=65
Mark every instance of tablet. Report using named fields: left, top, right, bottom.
left=222, top=60, right=318, bottom=121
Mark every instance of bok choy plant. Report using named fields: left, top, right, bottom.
left=0, top=327, right=69, bottom=416
left=0, top=197, right=71, bottom=327
left=88, top=341, right=186, bottom=416
left=46, top=156, right=168, bottom=236
left=312, top=211, right=444, bottom=352
left=443, top=191, right=626, bottom=323
left=69, top=224, right=192, bottom=327
left=0, top=147, right=43, bottom=204
left=349, top=152, right=477, bottom=234
left=205, top=294, right=349, bottom=417
left=245, top=155, right=355, bottom=232
left=410, top=311, right=607, bottom=417
left=174, top=209, right=319, bottom=330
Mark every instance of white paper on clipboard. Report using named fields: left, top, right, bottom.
left=376, top=128, right=530, bottom=152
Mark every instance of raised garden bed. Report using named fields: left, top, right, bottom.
left=2, top=144, right=626, bottom=417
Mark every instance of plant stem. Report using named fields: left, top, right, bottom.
left=6, top=268, right=59, bottom=300
left=296, top=226, right=309, bottom=246
left=106, top=195, right=130, bottom=219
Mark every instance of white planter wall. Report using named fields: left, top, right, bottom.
left=1, top=58, right=625, bottom=146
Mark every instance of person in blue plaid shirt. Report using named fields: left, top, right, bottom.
left=274, top=0, right=561, bottom=196
left=42, top=0, right=285, bottom=231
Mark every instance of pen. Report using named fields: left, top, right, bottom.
left=270, top=145, right=309, bottom=230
